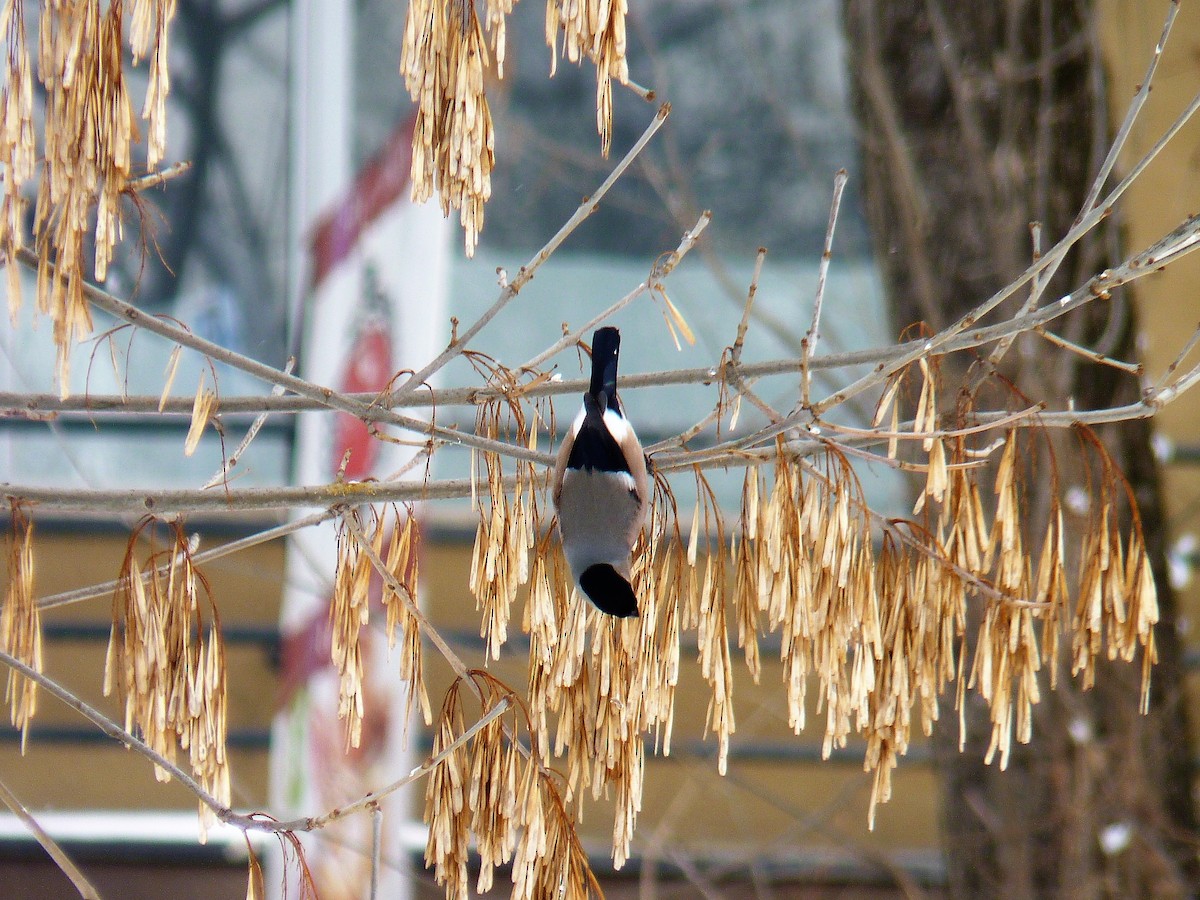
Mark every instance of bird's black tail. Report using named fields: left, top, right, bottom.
left=579, top=563, right=639, bottom=617
left=589, top=327, right=621, bottom=413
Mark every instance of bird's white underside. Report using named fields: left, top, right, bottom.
left=556, top=467, right=642, bottom=580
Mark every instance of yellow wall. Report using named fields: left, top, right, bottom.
left=1100, top=0, right=1200, bottom=749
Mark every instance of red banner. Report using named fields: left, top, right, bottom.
left=309, top=115, right=415, bottom=289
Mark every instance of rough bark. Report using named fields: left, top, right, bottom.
left=841, top=2, right=1198, bottom=896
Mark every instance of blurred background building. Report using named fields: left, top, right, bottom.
left=1, top=1, right=1197, bottom=897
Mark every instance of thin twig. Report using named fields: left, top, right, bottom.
left=655, top=402, right=726, bottom=453
left=127, top=161, right=193, bottom=192
left=689, top=210, right=1200, bottom=463
left=985, top=221, right=1043, bottom=373
left=807, top=83, right=1200, bottom=421
left=731, top=248, right=767, bottom=367
left=1153, top=321, right=1200, bottom=394
left=3, top=476, right=505, bottom=516
left=13, top=248, right=552, bottom=468
left=620, top=77, right=656, bottom=102
left=37, top=509, right=323, bottom=609
left=1150, top=356, right=1200, bottom=410
left=203, top=358, right=295, bottom=489
left=979, top=2, right=1182, bottom=355
left=0, top=776, right=102, bottom=899
left=813, top=404, right=1044, bottom=443
left=36, top=449, right=435, bottom=612
left=13, top=357, right=1200, bottom=519
left=0, top=649, right=223, bottom=816
left=727, top=376, right=783, bottom=426
left=1128, top=211, right=1200, bottom=271
left=6, top=204, right=1197, bottom=424
left=342, top=512, right=469, bottom=680
left=369, top=805, right=382, bottom=900
left=517, top=210, right=710, bottom=374
left=0, top=646, right=508, bottom=838
left=388, top=103, right=672, bottom=403
left=1078, top=1, right=1179, bottom=218
left=9, top=209, right=1200, bottom=520
left=802, top=168, right=848, bottom=406
left=280, top=699, right=511, bottom=834
left=1033, top=327, right=1141, bottom=374
left=715, top=247, right=779, bottom=425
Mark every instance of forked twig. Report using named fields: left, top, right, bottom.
left=518, top=210, right=711, bottom=373
left=389, top=103, right=672, bottom=402
left=203, top=358, right=296, bottom=489
left=271, top=699, right=511, bottom=833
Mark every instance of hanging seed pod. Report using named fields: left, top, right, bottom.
left=401, top=0, right=495, bottom=255
left=106, top=518, right=229, bottom=838
left=1, top=507, right=40, bottom=752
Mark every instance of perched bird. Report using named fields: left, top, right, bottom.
left=552, top=326, right=649, bottom=617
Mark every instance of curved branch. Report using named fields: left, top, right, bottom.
left=0, top=647, right=507, bottom=838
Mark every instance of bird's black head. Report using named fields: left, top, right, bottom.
left=579, top=563, right=639, bottom=617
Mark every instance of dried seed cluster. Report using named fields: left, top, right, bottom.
left=464, top=365, right=701, bottom=872
left=104, top=518, right=229, bottom=836
left=686, top=474, right=736, bottom=773
left=0, top=0, right=176, bottom=391
left=0, top=1, right=35, bottom=325
left=402, top=0, right=496, bottom=257
left=36, top=1, right=131, bottom=384
left=332, top=510, right=373, bottom=750
left=454, top=357, right=1161, bottom=859
left=731, top=422, right=1153, bottom=828
left=467, top=367, right=548, bottom=659
left=732, top=448, right=886, bottom=808
left=546, top=0, right=630, bottom=156
left=382, top=506, right=432, bottom=727
left=401, top=0, right=631, bottom=254
left=517, top=475, right=716, bottom=869
left=424, top=674, right=599, bottom=899
left=859, top=366, right=1157, bottom=822
left=530, top=560, right=651, bottom=869
left=1, top=508, right=40, bottom=751
left=129, top=0, right=174, bottom=169
left=965, top=433, right=1045, bottom=769
left=469, top=444, right=539, bottom=660
left=1070, top=429, right=1159, bottom=710
left=332, top=505, right=429, bottom=750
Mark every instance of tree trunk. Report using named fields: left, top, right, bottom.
left=841, top=2, right=1197, bottom=896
